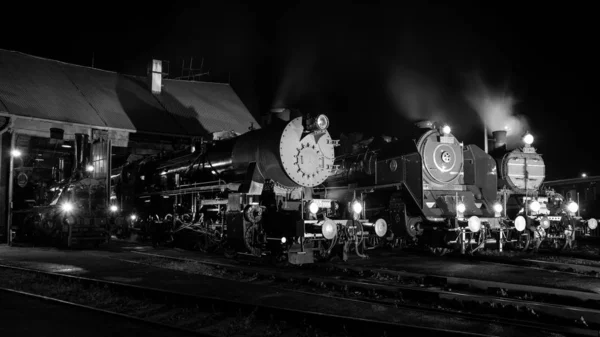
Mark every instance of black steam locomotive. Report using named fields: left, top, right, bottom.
left=487, top=130, right=596, bottom=251
left=318, top=121, right=505, bottom=255
left=110, top=110, right=388, bottom=264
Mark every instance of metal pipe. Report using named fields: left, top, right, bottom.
left=7, top=132, right=16, bottom=245
left=107, top=139, right=112, bottom=212
left=162, top=155, right=234, bottom=176
left=58, top=157, right=65, bottom=182
left=577, top=192, right=580, bottom=217
left=484, top=126, right=488, bottom=153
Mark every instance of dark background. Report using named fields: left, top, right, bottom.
left=1, top=1, right=596, bottom=180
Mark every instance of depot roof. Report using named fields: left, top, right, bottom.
left=0, top=49, right=259, bottom=137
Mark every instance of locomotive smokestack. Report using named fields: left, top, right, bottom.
left=263, top=108, right=297, bottom=126
left=270, top=108, right=291, bottom=123
left=148, top=59, right=162, bottom=94
left=492, top=130, right=507, bottom=150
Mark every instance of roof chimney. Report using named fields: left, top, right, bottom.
left=148, top=59, right=163, bottom=94
left=492, top=130, right=507, bottom=150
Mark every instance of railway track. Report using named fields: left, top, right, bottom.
left=428, top=251, right=600, bottom=277
left=0, top=262, right=518, bottom=337
left=98, top=250, right=600, bottom=336
left=0, top=287, right=209, bottom=337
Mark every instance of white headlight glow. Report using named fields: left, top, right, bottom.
left=61, top=202, right=74, bottom=213
left=351, top=201, right=363, bottom=214
left=529, top=201, right=541, bottom=212
left=308, top=201, right=319, bottom=214
left=493, top=203, right=503, bottom=213
left=567, top=202, right=579, bottom=213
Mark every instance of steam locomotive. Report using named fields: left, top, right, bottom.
left=110, top=110, right=388, bottom=264
left=487, top=130, right=597, bottom=251
left=12, top=133, right=110, bottom=248
left=318, top=121, right=505, bottom=256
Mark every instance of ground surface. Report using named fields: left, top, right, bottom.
left=0, top=290, right=199, bottom=337
left=343, top=250, right=600, bottom=294
left=1, top=242, right=599, bottom=336
left=0, top=244, right=508, bottom=334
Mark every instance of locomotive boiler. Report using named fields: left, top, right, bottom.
left=112, top=110, right=387, bottom=264
left=487, top=130, right=596, bottom=251
left=320, top=121, right=503, bottom=255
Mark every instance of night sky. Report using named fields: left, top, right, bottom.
left=2, top=2, right=596, bottom=180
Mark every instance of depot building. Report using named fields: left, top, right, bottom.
left=0, top=49, right=258, bottom=244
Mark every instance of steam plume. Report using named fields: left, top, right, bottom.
left=464, top=74, right=530, bottom=149
left=387, top=67, right=448, bottom=123
left=272, top=48, right=318, bottom=109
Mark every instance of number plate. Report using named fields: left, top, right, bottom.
left=313, top=199, right=332, bottom=208
left=440, top=136, right=455, bottom=144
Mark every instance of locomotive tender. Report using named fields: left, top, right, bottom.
left=111, top=109, right=388, bottom=264
left=488, top=130, right=597, bottom=251
left=319, top=121, right=504, bottom=255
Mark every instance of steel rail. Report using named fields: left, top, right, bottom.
left=428, top=252, right=600, bottom=277
left=130, top=250, right=600, bottom=302
left=0, top=263, right=496, bottom=337
left=122, top=251, right=600, bottom=336
left=0, top=287, right=212, bottom=336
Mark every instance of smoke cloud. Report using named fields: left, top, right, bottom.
left=387, top=67, right=449, bottom=124
left=272, top=47, right=319, bottom=109
left=464, top=73, right=530, bottom=149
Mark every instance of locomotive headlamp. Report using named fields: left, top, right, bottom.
left=316, top=114, right=329, bottom=130
left=10, top=149, right=22, bottom=157
left=130, top=214, right=137, bottom=221
left=468, top=216, right=481, bottom=233
left=61, top=202, right=74, bottom=213
left=110, top=205, right=118, bottom=212
left=308, top=201, right=319, bottom=214
left=321, top=219, right=337, bottom=240
left=86, top=165, right=94, bottom=172
left=281, top=237, right=287, bottom=244
left=567, top=201, right=579, bottom=213
left=523, top=133, right=534, bottom=145
left=456, top=202, right=466, bottom=214
left=351, top=200, right=363, bottom=214
left=493, top=202, right=503, bottom=213
left=306, top=114, right=330, bottom=132
left=588, top=218, right=598, bottom=230
left=529, top=200, right=541, bottom=212
left=540, top=216, right=550, bottom=229
left=374, top=218, right=388, bottom=237
left=514, top=215, right=527, bottom=232
left=442, top=125, right=451, bottom=135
